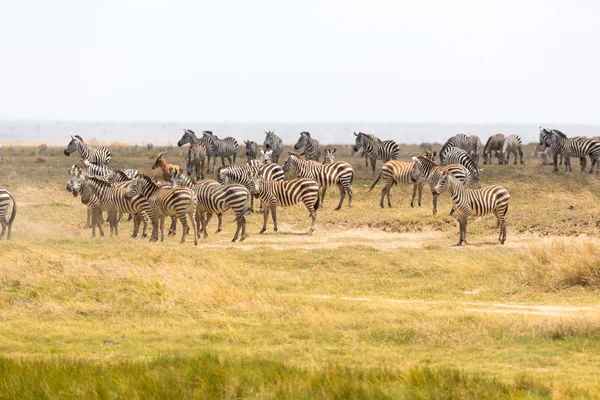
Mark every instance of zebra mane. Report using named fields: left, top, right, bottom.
left=417, top=155, right=438, bottom=166
left=551, top=129, right=567, bottom=139
left=86, top=175, right=111, bottom=186
left=300, top=131, right=311, bottom=138
left=216, top=164, right=233, bottom=175
left=287, top=151, right=305, bottom=159
left=74, top=135, right=84, bottom=142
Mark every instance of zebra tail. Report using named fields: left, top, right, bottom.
left=369, top=172, right=382, bottom=191
left=314, top=193, right=320, bottom=211
left=7, top=192, right=16, bottom=225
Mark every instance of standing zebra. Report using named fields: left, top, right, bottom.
left=203, top=131, right=239, bottom=170
left=433, top=171, right=510, bottom=246
left=251, top=176, right=320, bottom=234
left=483, top=134, right=505, bottom=165
left=263, top=131, right=284, bottom=163
left=0, top=188, right=16, bottom=240
left=353, top=132, right=400, bottom=178
left=283, top=152, right=354, bottom=210
left=410, top=156, right=470, bottom=215
left=467, top=135, right=483, bottom=166
left=294, top=131, right=322, bottom=162
left=500, top=135, right=524, bottom=165
left=440, top=146, right=480, bottom=185
left=126, top=175, right=198, bottom=244
left=369, top=160, right=424, bottom=209
left=64, top=135, right=111, bottom=165
left=539, top=128, right=600, bottom=173
left=244, top=140, right=259, bottom=163
left=68, top=171, right=107, bottom=238
left=439, top=134, right=469, bottom=164
left=178, top=129, right=208, bottom=180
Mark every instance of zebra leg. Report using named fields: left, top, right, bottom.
left=334, top=184, right=345, bottom=211
left=95, top=207, right=105, bottom=238
left=552, top=153, right=559, bottom=173
left=159, top=217, right=165, bottom=242
left=370, top=157, right=377, bottom=178
left=127, top=213, right=133, bottom=222
left=260, top=207, right=270, bottom=234
left=519, top=149, right=524, bottom=165
left=113, top=211, right=120, bottom=236
left=321, top=187, right=327, bottom=205
left=232, top=216, right=244, bottom=242
left=227, top=156, right=233, bottom=165
left=271, top=205, right=278, bottom=232
left=200, top=159, right=205, bottom=180
left=458, top=215, right=468, bottom=246
left=215, top=213, right=222, bottom=233
left=497, top=212, right=507, bottom=245
left=239, top=216, right=247, bottom=242
left=432, top=193, right=438, bottom=215
left=85, top=208, right=92, bottom=228
left=410, top=184, right=417, bottom=208
left=131, top=214, right=140, bottom=238
left=346, top=183, right=353, bottom=208
left=308, top=208, right=317, bottom=234
left=168, top=216, right=177, bottom=236
left=418, top=182, right=423, bottom=207
left=0, top=221, right=5, bottom=239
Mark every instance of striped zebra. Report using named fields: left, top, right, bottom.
left=170, top=170, right=246, bottom=241
left=263, top=131, right=284, bottom=163
left=202, top=131, right=239, bottom=170
left=259, top=148, right=273, bottom=164
left=369, top=160, right=425, bottom=209
left=439, top=146, right=480, bottom=185
left=0, top=188, right=17, bottom=240
left=217, top=162, right=285, bottom=212
left=178, top=129, right=212, bottom=178
left=439, top=134, right=469, bottom=164
left=68, top=169, right=106, bottom=238
left=539, top=128, right=600, bottom=173
left=283, top=152, right=354, bottom=210
left=294, top=131, right=322, bottom=162
left=410, top=156, right=470, bottom=215
left=126, top=175, right=198, bottom=244
left=433, top=171, right=510, bottom=246
left=323, top=148, right=336, bottom=163
left=353, top=132, right=400, bottom=178
left=500, top=135, right=524, bottom=165
left=244, top=140, right=259, bottom=163
left=483, top=134, right=505, bottom=165
left=64, top=135, right=111, bottom=165
left=467, top=135, right=483, bottom=166
left=251, top=176, right=320, bottom=234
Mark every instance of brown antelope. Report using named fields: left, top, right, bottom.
left=152, top=150, right=181, bottom=181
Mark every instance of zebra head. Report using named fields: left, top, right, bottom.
left=264, top=131, right=276, bottom=148
left=216, top=165, right=231, bottom=185
left=538, top=127, right=553, bottom=146
left=294, top=132, right=311, bottom=150
left=245, top=140, right=257, bottom=157
left=410, top=156, right=426, bottom=183
left=353, top=132, right=365, bottom=153
left=64, top=135, right=82, bottom=156
left=324, top=148, right=336, bottom=163
left=152, top=150, right=167, bottom=169
left=125, top=177, right=145, bottom=200
left=250, top=174, right=263, bottom=195
left=67, top=164, right=84, bottom=197
left=433, top=171, right=450, bottom=195
left=79, top=178, right=95, bottom=205
left=170, top=168, right=183, bottom=188
left=178, top=129, right=196, bottom=147
left=282, top=152, right=301, bottom=173
left=260, top=148, right=273, bottom=164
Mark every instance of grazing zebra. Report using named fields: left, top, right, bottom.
left=178, top=129, right=208, bottom=180
left=467, top=135, right=483, bottom=166
left=283, top=152, right=354, bottom=210
left=64, top=135, right=111, bottom=165
left=500, top=135, right=524, bottom=165
left=251, top=176, right=320, bottom=234
left=263, top=131, right=284, bottom=163
left=83, top=176, right=151, bottom=238
left=36, top=144, right=48, bottom=156
left=433, top=171, right=510, bottom=246
left=203, top=131, right=239, bottom=170
left=294, top=131, right=322, bottom=162
left=369, top=159, right=425, bottom=209
left=126, top=175, right=198, bottom=244
left=439, top=146, right=480, bottom=185
left=483, top=134, right=505, bottom=164
left=539, top=128, right=600, bottom=173
left=244, top=140, right=259, bottom=163
left=0, top=188, right=17, bottom=240
left=410, top=156, right=470, bottom=215
left=353, top=132, right=400, bottom=178
left=152, top=150, right=181, bottom=181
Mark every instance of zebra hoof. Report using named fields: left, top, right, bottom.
left=215, top=229, right=222, bottom=234
left=239, top=236, right=246, bottom=242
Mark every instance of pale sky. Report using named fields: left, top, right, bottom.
left=1, top=0, right=599, bottom=124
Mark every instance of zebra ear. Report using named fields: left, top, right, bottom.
left=411, top=156, right=418, bottom=162
left=353, top=132, right=358, bottom=136
left=260, top=148, right=265, bottom=155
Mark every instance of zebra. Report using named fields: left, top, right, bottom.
left=439, top=134, right=469, bottom=164
left=64, top=135, right=111, bottom=165
left=202, top=131, right=239, bottom=170
left=439, top=146, right=480, bottom=186
left=251, top=176, right=320, bottom=234
left=369, top=160, right=425, bottom=209
left=483, top=134, right=505, bottom=165
left=282, top=152, right=354, bottom=210
left=244, top=140, right=259, bottom=163
left=500, top=135, right=524, bottom=165
left=467, top=135, right=483, bottom=166
left=353, top=132, right=400, bottom=178
left=263, top=131, right=284, bottom=163
left=217, top=162, right=285, bottom=211
left=82, top=176, right=151, bottom=238
left=323, top=148, right=336, bottom=163
left=294, top=131, right=322, bottom=162
left=177, top=129, right=213, bottom=177
left=410, top=155, right=470, bottom=215
left=82, top=159, right=111, bottom=177
left=126, top=175, right=198, bottom=244
left=433, top=171, right=510, bottom=246
left=67, top=164, right=96, bottom=229
left=539, top=128, right=600, bottom=173
left=259, top=148, right=274, bottom=164
left=0, top=188, right=17, bottom=240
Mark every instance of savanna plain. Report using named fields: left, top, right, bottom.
left=1, top=143, right=600, bottom=399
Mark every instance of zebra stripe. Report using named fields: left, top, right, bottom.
left=467, top=135, right=483, bottom=166
left=483, top=134, right=505, bottom=165
left=0, top=188, right=17, bottom=240
left=539, top=128, right=600, bottom=173
left=500, top=135, right=523, bottom=165
left=369, top=160, right=424, bottom=209
left=178, top=129, right=213, bottom=176
left=263, top=131, right=284, bottom=164
left=410, top=156, right=470, bottom=215
left=64, top=135, right=111, bottom=165
left=283, top=152, right=354, bottom=210
left=244, top=140, right=259, bottom=163
left=433, top=172, right=510, bottom=246
left=203, top=131, right=239, bottom=170
left=440, top=134, right=469, bottom=164
left=353, top=132, right=400, bottom=177
left=251, top=177, right=320, bottom=234
left=439, top=147, right=480, bottom=185
left=127, top=175, right=198, bottom=244
left=294, top=131, right=322, bottom=162
left=217, top=162, right=284, bottom=211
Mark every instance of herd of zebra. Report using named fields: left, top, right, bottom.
left=0, top=126, right=598, bottom=245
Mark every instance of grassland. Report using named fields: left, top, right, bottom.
left=0, top=143, right=600, bottom=398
